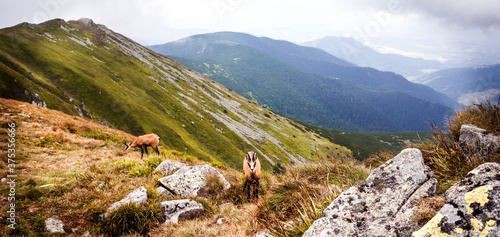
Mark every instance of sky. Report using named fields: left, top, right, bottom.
left=1, top=0, right=499, bottom=65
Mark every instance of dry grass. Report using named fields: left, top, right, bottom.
left=412, top=196, right=447, bottom=226
left=448, top=99, right=500, bottom=140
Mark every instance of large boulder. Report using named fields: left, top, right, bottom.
left=106, top=186, right=147, bottom=217
left=158, top=165, right=230, bottom=197
left=459, top=124, right=500, bottom=160
left=412, top=162, right=500, bottom=237
left=161, top=199, right=204, bottom=224
left=303, top=148, right=437, bottom=237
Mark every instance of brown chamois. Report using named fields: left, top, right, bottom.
left=243, top=151, right=261, bottom=199
left=123, top=133, right=160, bottom=159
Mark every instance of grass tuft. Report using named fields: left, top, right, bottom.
left=99, top=202, right=165, bottom=237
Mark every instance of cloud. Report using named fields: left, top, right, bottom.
left=404, top=0, right=500, bottom=31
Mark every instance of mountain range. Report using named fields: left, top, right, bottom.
left=301, top=36, right=446, bottom=79
left=149, top=32, right=455, bottom=132
left=0, top=18, right=353, bottom=169
left=414, top=63, right=500, bottom=106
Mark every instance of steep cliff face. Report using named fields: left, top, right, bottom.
left=0, top=19, right=348, bottom=169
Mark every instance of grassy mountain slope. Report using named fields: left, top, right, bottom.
left=149, top=31, right=457, bottom=110
left=156, top=40, right=452, bottom=132
left=0, top=19, right=348, bottom=170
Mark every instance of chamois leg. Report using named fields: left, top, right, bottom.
left=253, top=181, right=259, bottom=199
left=153, top=145, right=160, bottom=156
left=140, top=146, right=144, bottom=159
left=144, top=145, right=149, bottom=157
left=243, top=180, right=250, bottom=199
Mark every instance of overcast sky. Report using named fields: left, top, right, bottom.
left=1, top=0, right=499, bottom=64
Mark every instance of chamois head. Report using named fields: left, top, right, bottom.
left=123, top=141, right=132, bottom=151
left=245, top=151, right=259, bottom=173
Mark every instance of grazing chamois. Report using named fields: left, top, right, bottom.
left=243, top=151, right=261, bottom=199
left=123, top=133, right=160, bottom=159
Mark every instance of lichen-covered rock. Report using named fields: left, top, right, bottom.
left=155, top=161, right=186, bottom=175
left=158, top=165, right=230, bottom=197
left=106, top=186, right=147, bottom=216
left=45, top=216, right=65, bottom=233
left=303, top=148, right=437, bottom=237
left=161, top=199, right=204, bottom=224
left=412, top=162, right=500, bottom=237
left=459, top=124, right=500, bottom=160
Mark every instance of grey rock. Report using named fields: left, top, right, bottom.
left=412, top=162, right=500, bottom=237
left=155, top=161, right=186, bottom=175
left=161, top=199, right=204, bottom=224
left=106, top=186, right=147, bottom=216
left=45, top=216, right=65, bottom=233
left=30, top=93, right=46, bottom=108
left=303, top=148, right=436, bottom=237
left=158, top=164, right=230, bottom=197
left=459, top=124, right=500, bottom=161
left=156, top=186, right=173, bottom=197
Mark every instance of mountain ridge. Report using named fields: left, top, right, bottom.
left=301, top=35, right=446, bottom=78
left=414, top=63, right=500, bottom=106
left=150, top=31, right=458, bottom=110
left=0, top=18, right=346, bottom=169
left=149, top=32, right=454, bottom=132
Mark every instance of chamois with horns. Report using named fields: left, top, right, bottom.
left=123, top=133, right=160, bottom=159
left=243, top=151, right=261, bottom=199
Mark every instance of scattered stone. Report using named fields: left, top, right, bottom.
left=30, top=93, right=47, bottom=108
left=216, top=218, right=224, bottom=225
left=45, top=216, right=65, bottom=233
left=412, top=162, right=500, bottom=237
left=303, top=148, right=437, bottom=237
left=39, top=184, right=55, bottom=189
left=252, top=229, right=274, bottom=237
left=1, top=178, right=6, bottom=182
left=155, top=161, right=186, bottom=175
left=82, top=231, right=92, bottom=237
left=161, top=199, right=204, bottom=224
left=106, top=186, right=147, bottom=217
left=459, top=124, right=500, bottom=161
left=158, top=165, right=230, bottom=197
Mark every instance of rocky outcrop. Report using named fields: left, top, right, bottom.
left=158, top=165, right=230, bottom=197
left=106, top=186, right=147, bottom=217
left=412, top=162, right=500, bottom=237
left=161, top=199, right=204, bottom=224
left=303, top=148, right=437, bottom=237
left=155, top=161, right=187, bottom=175
left=45, top=216, right=65, bottom=233
left=459, top=124, right=500, bottom=160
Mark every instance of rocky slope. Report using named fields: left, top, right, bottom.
left=0, top=19, right=348, bottom=169
left=304, top=125, right=500, bottom=237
